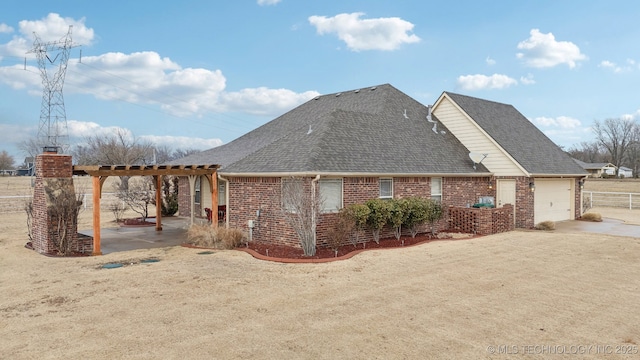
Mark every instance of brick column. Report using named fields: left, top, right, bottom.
left=31, top=152, right=90, bottom=255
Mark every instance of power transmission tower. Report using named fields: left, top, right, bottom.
left=27, top=25, right=78, bottom=153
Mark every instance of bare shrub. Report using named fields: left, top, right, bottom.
left=581, top=212, right=603, bottom=222
left=109, top=202, right=127, bottom=223
left=342, top=204, right=369, bottom=247
left=187, top=224, right=245, bottom=249
left=115, top=177, right=154, bottom=221
left=279, top=177, right=322, bottom=256
left=25, top=199, right=33, bottom=242
left=534, top=221, right=556, bottom=231
left=217, top=228, right=245, bottom=249
left=44, top=179, right=84, bottom=255
left=325, top=210, right=355, bottom=255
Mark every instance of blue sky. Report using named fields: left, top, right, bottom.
left=1, top=1, right=640, bottom=162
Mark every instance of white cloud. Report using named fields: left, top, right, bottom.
left=0, top=14, right=319, bottom=119
left=599, top=59, right=636, bottom=73
left=67, top=120, right=222, bottom=150
left=1, top=50, right=317, bottom=117
left=621, top=109, right=640, bottom=121
left=0, top=123, right=36, bottom=146
left=0, top=13, right=94, bottom=58
left=220, top=87, right=319, bottom=115
left=520, top=73, right=536, bottom=85
left=485, top=56, right=496, bottom=66
left=456, top=74, right=518, bottom=91
left=140, top=135, right=223, bottom=150
left=308, top=12, right=420, bottom=51
left=516, top=29, right=587, bottom=69
left=257, top=0, right=281, bottom=5
left=0, top=23, right=13, bottom=33
left=533, top=116, right=581, bottom=129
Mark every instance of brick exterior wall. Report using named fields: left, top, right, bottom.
left=178, top=175, right=499, bottom=248
left=574, top=178, right=583, bottom=219
left=177, top=174, right=585, bottom=248
left=31, top=153, right=91, bottom=255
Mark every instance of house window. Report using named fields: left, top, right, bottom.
left=194, top=176, right=201, bottom=204
left=431, top=177, right=442, bottom=202
left=218, top=182, right=226, bottom=205
left=379, top=178, right=393, bottom=199
left=319, top=179, right=342, bottom=212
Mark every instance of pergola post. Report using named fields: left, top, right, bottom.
left=206, top=174, right=218, bottom=228
left=154, top=175, right=163, bottom=231
left=92, top=176, right=102, bottom=255
left=188, top=175, right=197, bottom=226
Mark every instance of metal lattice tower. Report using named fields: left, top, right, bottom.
left=27, top=25, right=78, bottom=153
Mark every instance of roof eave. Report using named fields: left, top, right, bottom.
left=530, top=173, right=589, bottom=177
left=219, top=171, right=493, bottom=177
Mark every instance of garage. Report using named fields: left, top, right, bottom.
left=534, top=179, right=574, bottom=223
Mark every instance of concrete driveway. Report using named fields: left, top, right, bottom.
left=554, top=207, right=640, bottom=238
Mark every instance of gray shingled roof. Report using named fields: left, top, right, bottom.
left=172, top=84, right=488, bottom=175
left=445, top=92, right=587, bottom=175
left=573, top=158, right=614, bottom=170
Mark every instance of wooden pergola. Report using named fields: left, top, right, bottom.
left=73, top=164, right=219, bottom=255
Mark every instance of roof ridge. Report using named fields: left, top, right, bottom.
left=445, top=91, right=514, bottom=107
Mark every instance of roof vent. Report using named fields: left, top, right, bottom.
left=336, top=93, right=342, bottom=97
left=354, top=89, right=360, bottom=93
left=307, top=125, right=313, bottom=135
left=370, top=86, right=377, bottom=91
left=313, top=96, right=320, bottom=100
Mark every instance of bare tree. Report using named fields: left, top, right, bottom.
left=593, top=118, right=637, bottom=172
left=625, top=125, right=640, bottom=178
left=72, top=128, right=154, bottom=190
left=566, top=141, right=607, bottom=163
left=0, top=150, right=15, bottom=173
left=172, top=148, right=201, bottom=160
left=18, top=137, right=45, bottom=158
left=72, top=128, right=154, bottom=166
left=279, top=177, right=322, bottom=256
left=115, top=177, right=154, bottom=221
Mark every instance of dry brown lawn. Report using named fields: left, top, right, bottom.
left=1, top=177, right=640, bottom=359
left=584, top=178, right=640, bottom=193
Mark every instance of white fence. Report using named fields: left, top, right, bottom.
left=583, top=191, right=640, bottom=211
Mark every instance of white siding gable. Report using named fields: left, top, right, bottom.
left=433, top=95, right=527, bottom=176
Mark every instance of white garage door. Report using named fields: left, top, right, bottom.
left=534, top=179, right=573, bottom=223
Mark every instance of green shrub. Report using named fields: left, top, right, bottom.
left=389, top=198, right=409, bottom=240
left=425, top=200, right=443, bottom=234
left=365, top=198, right=392, bottom=244
left=161, top=193, right=179, bottom=216
left=403, top=197, right=432, bottom=237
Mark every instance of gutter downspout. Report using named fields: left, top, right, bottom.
left=311, top=175, right=321, bottom=250
left=218, top=173, right=229, bottom=228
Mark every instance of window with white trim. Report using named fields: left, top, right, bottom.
left=379, top=178, right=393, bottom=199
left=194, top=176, right=201, bottom=204
left=218, top=182, right=226, bottom=205
left=319, top=179, right=342, bottom=212
left=431, top=177, right=442, bottom=202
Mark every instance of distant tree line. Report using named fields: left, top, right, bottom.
left=567, top=117, right=640, bottom=178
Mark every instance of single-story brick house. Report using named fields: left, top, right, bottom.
left=573, top=159, right=617, bottom=178
left=172, top=84, right=586, bottom=247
